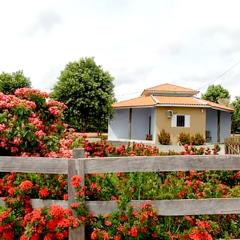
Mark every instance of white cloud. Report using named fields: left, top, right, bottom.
left=0, top=0, right=240, bottom=100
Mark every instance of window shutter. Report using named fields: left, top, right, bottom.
left=185, top=115, right=190, bottom=127
left=171, top=114, right=177, bottom=127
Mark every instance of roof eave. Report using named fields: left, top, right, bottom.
left=113, top=105, right=155, bottom=109
left=207, top=106, right=234, bottom=113
left=155, top=104, right=233, bottom=112
left=155, top=103, right=208, bottom=108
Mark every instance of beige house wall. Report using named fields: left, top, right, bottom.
left=156, top=107, right=206, bottom=144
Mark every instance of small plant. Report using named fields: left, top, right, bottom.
left=146, top=134, right=153, bottom=140
left=178, top=132, right=191, bottom=145
left=100, top=134, right=108, bottom=141
left=179, top=133, right=205, bottom=146
left=192, top=133, right=205, bottom=145
left=158, top=130, right=171, bottom=145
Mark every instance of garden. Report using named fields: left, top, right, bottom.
left=0, top=88, right=240, bottom=239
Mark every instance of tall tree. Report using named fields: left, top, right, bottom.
left=51, top=57, right=115, bottom=132
left=201, top=84, right=230, bottom=103
left=232, top=97, right=240, bottom=133
left=0, top=70, right=31, bottom=94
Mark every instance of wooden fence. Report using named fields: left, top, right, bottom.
left=225, top=136, right=240, bottom=154
left=1, top=150, right=240, bottom=239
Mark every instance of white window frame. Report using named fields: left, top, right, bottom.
left=171, top=114, right=190, bottom=128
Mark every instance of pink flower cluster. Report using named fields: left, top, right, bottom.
left=15, top=88, right=49, bottom=99
left=0, top=92, right=36, bottom=110
left=0, top=88, right=84, bottom=158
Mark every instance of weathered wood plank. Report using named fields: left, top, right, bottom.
left=31, top=199, right=68, bottom=208
left=68, top=149, right=85, bottom=240
left=84, top=155, right=240, bottom=173
left=86, top=198, right=240, bottom=216
left=0, top=157, right=68, bottom=174
left=2, top=198, right=240, bottom=216
left=0, top=154, right=240, bottom=175
left=0, top=198, right=68, bottom=208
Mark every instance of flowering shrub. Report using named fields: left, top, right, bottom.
left=181, top=144, right=220, bottom=155
left=0, top=88, right=84, bottom=157
left=1, top=169, right=240, bottom=238
left=20, top=205, right=79, bottom=240
left=84, top=141, right=160, bottom=157
left=0, top=206, right=19, bottom=240
left=90, top=204, right=159, bottom=240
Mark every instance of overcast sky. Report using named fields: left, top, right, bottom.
left=0, top=0, right=240, bottom=101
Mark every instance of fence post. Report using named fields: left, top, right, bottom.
left=68, top=148, right=85, bottom=240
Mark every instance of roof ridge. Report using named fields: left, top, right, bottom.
left=150, top=95, right=159, bottom=104
left=145, top=83, right=197, bottom=91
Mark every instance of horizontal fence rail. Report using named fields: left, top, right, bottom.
left=1, top=150, right=240, bottom=239
left=83, top=155, right=240, bottom=173
left=0, top=156, right=68, bottom=174
left=2, top=198, right=240, bottom=216
left=1, top=155, right=240, bottom=174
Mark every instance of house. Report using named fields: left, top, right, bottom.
left=108, top=83, right=233, bottom=144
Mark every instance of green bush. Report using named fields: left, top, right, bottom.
left=192, top=133, right=205, bottom=145
left=158, top=129, right=171, bottom=145
left=179, top=132, right=205, bottom=146
left=178, top=132, right=191, bottom=145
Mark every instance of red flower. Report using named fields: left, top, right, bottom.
left=103, top=232, right=109, bottom=240
left=19, top=180, right=33, bottom=192
left=20, top=236, right=28, bottom=240
left=70, top=202, right=80, bottom=209
left=55, top=232, right=64, bottom=240
left=196, top=220, right=211, bottom=230
left=49, top=106, right=61, bottom=116
left=113, top=236, right=121, bottom=240
left=63, top=194, right=68, bottom=200
left=152, top=232, right=158, bottom=238
left=39, top=188, right=49, bottom=198
left=189, top=229, right=213, bottom=240
left=71, top=176, right=81, bottom=188
left=49, top=205, right=64, bottom=218
left=47, top=220, right=56, bottom=231
left=128, top=226, right=138, bottom=237
left=91, top=230, right=98, bottom=240
left=104, top=220, right=112, bottom=226
left=8, top=187, right=15, bottom=196
left=43, top=234, right=53, bottom=240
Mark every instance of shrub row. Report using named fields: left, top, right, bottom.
left=158, top=130, right=205, bottom=145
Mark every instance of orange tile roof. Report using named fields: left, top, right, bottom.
left=142, top=83, right=199, bottom=95
left=203, top=99, right=234, bottom=112
left=113, top=96, right=155, bottom=108
left=154, top=96, right=205, bottom=105
left=113, top=95, right=234, bottom=112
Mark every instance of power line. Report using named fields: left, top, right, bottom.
left=115, top=58, right=240, bottom=97
left=197, top=58, right=240, bottom=90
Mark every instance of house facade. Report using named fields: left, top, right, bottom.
left=108, top=83, right=233, bottom=144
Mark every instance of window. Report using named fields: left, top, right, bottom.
left=177, top=115, right=185, bottom=127
left=171, top=114, right=190, bottom=128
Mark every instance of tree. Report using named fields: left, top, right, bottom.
left=0, top=71, right=31, bottom=95
left=51, top=57, right=115, bottom=132
left=201, top=84, right=230, bottom=103
left=232, top=97, right=240, bottom=133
